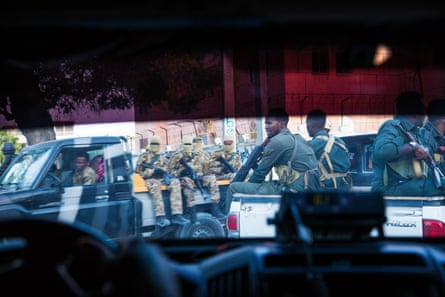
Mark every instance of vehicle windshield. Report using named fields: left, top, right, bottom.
left=1, top=3, right=445, bottom=243
left=0, top=147, right=52, bottom=188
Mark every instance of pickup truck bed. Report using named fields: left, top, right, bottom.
left=227, top=193, right=445, bottom=238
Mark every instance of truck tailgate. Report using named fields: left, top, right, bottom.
left=230, top=193, right=281, bottom=238
left=384, top=196, right=445, bottom=238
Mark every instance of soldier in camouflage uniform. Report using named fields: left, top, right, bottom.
left=136, top=135, right=189, bottom=227
left=192, top=136, right=206, bottom=153
left=72, top=151, right=96, bottom=185
left=208, top=135, right=242, bottom=181
left=169, top=136, right=226, bottom=220
left=420, top=98, right=445, bottom=175
left=192, top=136, right=211, bottom=177
left=168, top=136, right=196, bottom=217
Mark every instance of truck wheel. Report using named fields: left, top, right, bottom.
left=175, top=212, right=225, bottom=239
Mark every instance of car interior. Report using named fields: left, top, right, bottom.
left=1, top=1, right=445, bottom=297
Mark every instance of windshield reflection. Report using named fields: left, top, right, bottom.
left=1, top=148, right=52, bottom=188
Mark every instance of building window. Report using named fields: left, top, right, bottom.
left=312, top=51, right=329, bottom=73
left=336, top=52, right=352, bottom=73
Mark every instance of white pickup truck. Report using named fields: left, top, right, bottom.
left=226, top=193, right=445, bottom=238
left=227, top=133, right=445, bottom=239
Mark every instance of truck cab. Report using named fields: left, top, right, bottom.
left=340, top=133, right=376, bottom=191
left=0, top=136, right=138, bottom=240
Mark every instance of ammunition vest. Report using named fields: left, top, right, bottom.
left=384, top=154, right=428, bottom=186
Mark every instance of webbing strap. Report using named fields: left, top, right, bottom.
left=316, top=135, right=349, bottom=188
left=287, top=135, right=299, bottom=181
left=149, top=154, right=160, bottom=165
left=324, top=136, right=335, bottom=172
left=318, top=135, right=336, bottom=187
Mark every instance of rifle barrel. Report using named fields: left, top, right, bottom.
left=179, top=157, right=206, bottom=194
left=231, top=138, right=269, bottom=182
left=398, top=124, right=444, bottom=188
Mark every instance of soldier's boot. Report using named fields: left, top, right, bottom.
left=171, top=214, right=190, bottom=225
left=187, top=206, right=199, bottom=224
left=155, top=215, right=171, bottom=227
left=211, top=203, right=226, bottom=220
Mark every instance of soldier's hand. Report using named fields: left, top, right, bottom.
left=409, top=142, right=429, bottom=160
left=414, top=146, right=428, bottom=160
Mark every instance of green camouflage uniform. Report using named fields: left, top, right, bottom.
left=209, top=149, right=242, bottom=180
left=135, top=151, right=184, bottom=216
left=169, top=149, right=220, bottom=204
left=309, top=129, right=352, bottom=189
left=72, top=166, right=96, bottom=185
left=372, top=116, right=444, bottom=196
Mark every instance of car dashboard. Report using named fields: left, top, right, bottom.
left=165, top=191, right=445, bottom=297
left=2, top=192, right=445, bottom=297
left=167, top=239, right=445, bottom=297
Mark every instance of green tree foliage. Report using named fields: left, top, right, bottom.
left=0, top=131, right=21, bottom=163
left=37, top=49, right=221, bottom=115
left=1, top=38, right=221, bottom=144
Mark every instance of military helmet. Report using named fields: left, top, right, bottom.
left=223, top=135, right=235, bottom=152
left=223, top=135, right=235, bottom=142
left=193, top=136, right=203, bottom=144
left=150, top=135, right=161, bottom=144
left=193, top=136, right=204, bottom=151
left=183, top=135, right=193, bottom=153
left=2, top=142, right=15, bottom=155
left=147, top=135, right=161, bottom=153
left=183, top=135, right=193, bottom=145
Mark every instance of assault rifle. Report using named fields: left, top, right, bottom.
left=231, top=138, right=269, bottom=182
left=140, top=162, right=174, bottom=186
left=179, top=157, right=206, bottom=195
left=217, top=155, right=236, bottom=174
left=439, top=135, right=445, bottom=154
left=398, top=124, right=445, bottom=189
